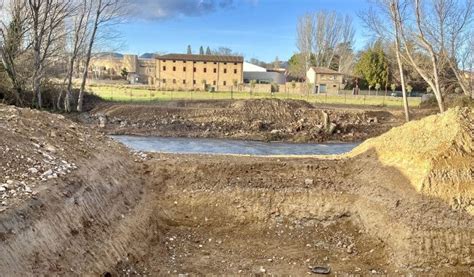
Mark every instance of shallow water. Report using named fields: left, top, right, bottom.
left=112, top=136, right=359, bottom=156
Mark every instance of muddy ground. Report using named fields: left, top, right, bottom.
left=81, top=99, right=432, bottom=143
left=0, top=102, right=472, bottom=276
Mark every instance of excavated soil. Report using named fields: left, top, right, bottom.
left=82, top=99, right=408, bottom=143
left=0, top=104, right=472, bottom=276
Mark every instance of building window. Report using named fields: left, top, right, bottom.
left=162, top=79, right=166, bottom=83
left=173, top=66, right=176, bottom=71
left=234, top=63, right=237, bottom=65
left=183, top=80, right=186, bottom=84
left=213, top=81, right=216, bottom=85
left=173, top=60, right=176, bottom=63
left=224, top=69, right=227, bottom=73
left=213, top=68, right=217, bottom=73
left=163, top=66, right=166, bottom=71
left=214, top=62, right=217, bottom=65
left=193, top=80, right=196, bottom=85
left=183, top=67, right=186, bottom=72
left=223, top=81, right=227, bottom=86
left=173, top=79, right=176, bottom=84
left=224, top=62, right=227, bottom=65
left=204, top=62, right=207, bottom=64
left=193, top=67, right=196, bottom=72
left=234, top=69, right=237, bottom=74
left=204, top=68, right=207, bottom=73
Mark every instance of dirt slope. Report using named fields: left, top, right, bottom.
left=0, top=104, right=149, bottom=275
left=350, top=107, right=473, bottom=214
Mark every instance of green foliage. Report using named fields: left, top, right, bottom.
left=250, top=80, right=257, bottom=87
left=426, top=87, right=432, bottom=93
left=391, top=84, right=397, bottom=92
left=406, top=85, right=413, bottom=93
left=291, top=80, right=296, bottom=89
left=354, top=42, right=389, bottom=89
left=288, top=53, right=317, bottom=79
left=375, top=83, right=381, bottom=90
left=120, top=68, right=128, bottom=79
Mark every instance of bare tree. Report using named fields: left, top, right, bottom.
left=296, top=13, right=314, bottom=80
left=361, top=0, right=410, bottom=121
left=0, top=0, right=29, bottom=105
left=77, top=0, right=121, bottom=112
left=441, top=0, right=474, bottom=98
left=390, top=1, right=410, bottom=121
left=395, top=0, right=446, bottom=112
left=63, top=0, right=91, bottom=112
left=336, top=15, right=356, bottom=74
left=27, top=0, right=71, bottom=109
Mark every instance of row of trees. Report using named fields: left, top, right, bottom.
left=0, top=0, right=122, bottom=111
left=290, top=2, right=473, bottom=121
left=294, top=11, right=356, bottom=76
left=362, top=0, right=474, bottom=120
left=186, top=45, right=242, bottom=56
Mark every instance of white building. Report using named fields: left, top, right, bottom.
left=243, top=62, right=286, bottom=84
left=243, top=62, right=267, bottom=72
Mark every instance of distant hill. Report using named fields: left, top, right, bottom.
left=140, top=53, right=159, bottom=59
left=96, top=52, right=123, bottom=58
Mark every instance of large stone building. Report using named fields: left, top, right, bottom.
left=89, top=53, right=244, bottom=90
left=306, top=67, right=345, bottom=94
left=90, top=54, right=156, bottom=84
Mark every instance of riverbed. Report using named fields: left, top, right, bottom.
left=112, top=136, right=359, bottom=156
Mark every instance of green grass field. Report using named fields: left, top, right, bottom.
left=87, top=85, right=422, bottom=108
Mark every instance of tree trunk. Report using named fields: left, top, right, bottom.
left=77, top=1, right=100, bottom=112
left=394, top=48, right=410, bottom=122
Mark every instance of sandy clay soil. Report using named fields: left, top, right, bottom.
left=0, top=102, right=472, bottom=276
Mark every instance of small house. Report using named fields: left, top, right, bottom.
left=306, top=67, right=344, bottom=93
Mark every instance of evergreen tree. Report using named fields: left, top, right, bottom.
left=206, top=46, right=212, bottom=55
left=354, top=41, right=389, bottom=89
left=187, top=45, right=192, bottom=54
left=199, top=46, right=204, bottom=55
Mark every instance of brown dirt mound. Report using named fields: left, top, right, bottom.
left=84, top=99, right=399, bottom=143
left=350, top=107, right=473, bottom=214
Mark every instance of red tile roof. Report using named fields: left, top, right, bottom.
left=158, top=54, right=243, bottom=63
left=311, top=67, right=343, bottom=75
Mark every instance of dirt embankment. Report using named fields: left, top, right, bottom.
left=83, top=99, right=403, bottom=142
left=0, top=104, right=472, bottom=276
left=0, top=104, right=149, bottom=275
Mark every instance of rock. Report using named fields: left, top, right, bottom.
left=44, top=144, right=57, bottom=153
left=270, top=129, right=280, bottom=134
left=347, top=243, right=355, bottom=254
left=28, top=168, right=39, bottom=174
left=327, top=123, right=337, bottom=134
left=98, top=115, right=107, bottom=128
left=367, top=117, right=378, bottom=124
left=0, top=187, right=5, bottom=192
left=304, top=179, right=314, bottom=186
left=258, top=266, right=266, bottom=273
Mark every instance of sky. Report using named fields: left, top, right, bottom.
left=121, top=0, right=372, bottom=62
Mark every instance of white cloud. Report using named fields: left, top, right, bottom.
left=127, top=0, right=235, bottom=20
